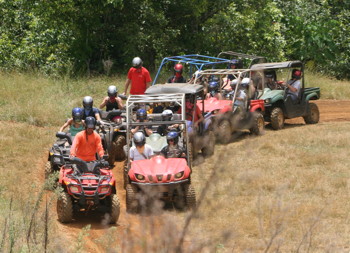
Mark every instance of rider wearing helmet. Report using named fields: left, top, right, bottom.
left=157, top=109, right=180, bottom=136
left=59, top=107, right=85, bottom=137
left=167, top=63, right=186, bottom=83
left=160, top=131, right=186, bottom=158
left=82, top=96, right=101, bottom=120
left=70, top=116, right=104, bottom=162
left=130, top=108, right=153, bottom=136
left=129, top=131, right=154, bottom=161
left=100, top=85, right=124, bottom=111
left=285, top=69, right=302, bottom=102
left=206, top=79, right=223, bottom=100
left=123, top=57, right=152, bottom=95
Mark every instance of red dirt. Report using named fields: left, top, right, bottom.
left=53, top=99, right=350, bottom=252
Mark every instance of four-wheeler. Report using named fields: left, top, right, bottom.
left=146, top=83, right=216, bottom=157
left=56, top=146, right=120, bottom=223
left=123, top=93, right=196, bottom=213
left=194, top=68, right=265, bottom=143
left=250, top=61, right=320, bottom=130
left=98, top=109, right=127, bottom=166
left=45, top=131, right=72, bottom=178
left=152, top=54, right=232, bottom=85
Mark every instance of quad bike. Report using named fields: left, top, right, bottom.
left=98, top=109, right=127, bottom=165
left=123, top=93, right=196, bottom=213
left=57, top=156, right=120, bottom=224
left=45, top=132, right=72, bottom=179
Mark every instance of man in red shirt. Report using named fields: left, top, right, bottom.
left=70, top=117, right=105, bottom=162
left=123, top=57, right=152, bottom=95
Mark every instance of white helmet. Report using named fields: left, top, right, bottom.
left=132, top=57, right=143, bottom=68
left=107, top=85, right=118, bottom=97
left=83, top=96, right=93, bottom=109
left=162, top=109, right=173, bottom=121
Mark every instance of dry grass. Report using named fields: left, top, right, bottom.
left=1, top=71, right=350, bottom=252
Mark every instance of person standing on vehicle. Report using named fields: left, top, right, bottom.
left=285, top=69, right=302, bottom=102
left=82, top=96, right=101, bottom=121
left=167, top=64, right=186, bottom=83
left=59, top=107, right=85, bottom=137
left=160, top=131, right=186, bottom=158
left=129, top=132, right=154, bottom=161
left=123, top=57, right=152, bottom=95
left=70, top=116, right=105, bottom=162
left=100, top=85, right=124, bottom=111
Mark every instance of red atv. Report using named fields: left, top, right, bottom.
left=124, top=93, right=196, bottom=213
left=195, top=69, right=265, bottom=144
left=56, top=154, right=120, bottom=224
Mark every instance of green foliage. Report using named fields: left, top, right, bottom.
left=0, top=0, right=349, bottom=78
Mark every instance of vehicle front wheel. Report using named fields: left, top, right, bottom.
left=303, top=103, right=319, bottom=124
left=45, top=161, right=53, bottom=179
left=217, top=119, right=231, bottom=144
left=109, top=194, right=120, bottom=224
left=57, top=192, right=73, bottom=223
left=270, top=107, right=284, bottom=130
left=184, top=184, right=196, bottom=210
left=201, top=131, right=215, bottom=157
left=126, top=184, right=138, bottom=213
left=250, top=112, right=265, bottom=135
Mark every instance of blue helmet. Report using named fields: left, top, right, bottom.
left=166, top=131, right=179, bottom=144
left=208, top=81, right=219, bottom=92
left=136, top=108, right=147, bottom=121
left=72, top=107, right=83, bottom=122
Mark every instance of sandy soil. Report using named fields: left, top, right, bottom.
left=53, top=99, right=350, bottom=252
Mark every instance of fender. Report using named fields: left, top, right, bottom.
left=306, top=92, right=319, bottom=101
left=250, top=99, right=265, bottom=112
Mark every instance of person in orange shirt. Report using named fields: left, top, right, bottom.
left=70, top=116, right=105, bottom=162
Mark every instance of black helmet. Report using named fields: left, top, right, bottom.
left=85, top=116, right=96, bottom=129
left=166, top=131, right=179, bottom=145
left=107, top=85, right=118, bottom=97
left=133, top=131, right=146, bottom=147
left=83, top=96, right=93, bottom=110
left=72, top=107, right=83, bottom=122
left=136, top=108, right=147, bottom=121
left=162, top=109, right=173, bottom=121
left=132, top=57, right=143, bottom=68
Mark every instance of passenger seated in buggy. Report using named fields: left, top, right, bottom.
left=131, top=108, right=153, bottom=137
left=206, top=78, right=223, bottom=100
left=157, top=109, right=180, bottom=136
left=130, top=132, right=154, bottom=161
left=160, top=131, right=186, bottom=159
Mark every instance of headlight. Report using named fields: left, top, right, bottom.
left=264, top=98, right=271, bottom=104
left=99, top=186, right=110, bottom=194
left=135, top=174, right=145, bottom=181
left=174, top=171, right=184, bottom=179
left=69, top=185, right=81, bottom=193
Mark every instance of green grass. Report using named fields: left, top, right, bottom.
left=0, top=70, right=348, bottom=127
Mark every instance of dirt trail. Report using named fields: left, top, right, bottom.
left=52, top=99, right=350, bottom=252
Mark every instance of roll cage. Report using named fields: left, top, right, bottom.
left=125, top=93, right=192, bottom=166
left=152, top=54, right=232, bottom=85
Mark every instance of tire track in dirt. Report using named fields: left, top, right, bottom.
left=51, top=99, right=350, bottom=252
